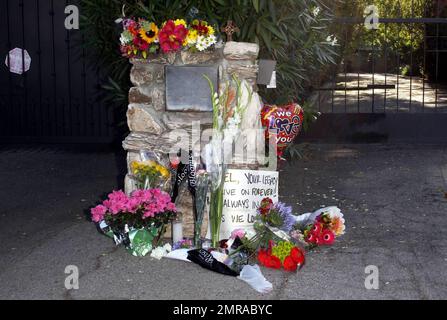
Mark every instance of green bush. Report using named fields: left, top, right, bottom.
left=335, top=0, right=429, bottom=76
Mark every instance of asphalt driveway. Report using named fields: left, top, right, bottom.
left=0, top=143, right=446, bottom=300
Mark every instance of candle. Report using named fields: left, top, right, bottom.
left=172, top=214, right=183, bottom=243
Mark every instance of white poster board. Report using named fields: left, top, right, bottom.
left=219, top=169, right=279, bottom=240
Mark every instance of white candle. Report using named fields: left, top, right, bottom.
left=172, top=221, right=183, bottom=243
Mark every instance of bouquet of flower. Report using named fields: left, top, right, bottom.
left=91, top=189, right=177, bottom=256
left=131, top=160, right=171, bottom=190
left=204, top=75, right=253, bottom=248
left=120, top=18, right=218, bottom=58
left=227, top=200, right=346, bottom=273
left=227, top=198, right=297, bottom=269
left=297, top=208, right=346, bottom=247
left=120, top=18, right=160, bottom=59
left=258, top=240, right=305, bottom=272
left=184, top=19, right=217, bottom=52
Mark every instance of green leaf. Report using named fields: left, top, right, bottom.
left=252, top=0, right=260, bottom=13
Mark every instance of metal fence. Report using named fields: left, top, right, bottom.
left=316, top=3, right=447, bottom=114
left=0, top=0, right=113, bottom=143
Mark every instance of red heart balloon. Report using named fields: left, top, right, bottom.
left=261, top=103, right=304, bottom=158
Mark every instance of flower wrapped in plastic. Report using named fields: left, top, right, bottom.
left=91, top=189, right=177, bottom=256
left=131, top=151, right=171, bottom=191
left=204, top=75, right=254, bottom=248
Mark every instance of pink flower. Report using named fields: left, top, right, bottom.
left=166, top=203, right=177, bottom=212
left=321, top=229, right=335, bottom=245
left=231, top=229, right=246, bottom=240
left=91, top=205, right=107, bottom=223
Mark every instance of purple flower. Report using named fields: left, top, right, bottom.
left=172, top=239, right=193, bottom=250
left=272, top=202, right=296, bottom=233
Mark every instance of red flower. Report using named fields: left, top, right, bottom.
left=306, top=232, right=317, bottom=244
left=259, top=197, right=273, bottom=215
left=170, top=156, right=180, bottom=170
left=321, top=229, right=335, bottom=245
left=258, top=249, right=281, bottom=269
left=267, top=240, right=275, bottom=255
left=265, top=255, right=282, bottom=269
left=258, top=249, right=268, bottom=266
left=312, top=222, right=323, bottom=235
left=283, top=256, right=297, bottom=272
left=290, top=247, right=305, bottom=266
left=159, top=20, right=188, bottom=53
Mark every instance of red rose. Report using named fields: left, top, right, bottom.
left=283, top=256, right=297, bottom=272
left=290, top=247, right=305, bottom=266
left=266, top=255, right=282, bottom=269
left=258, top=249, right=268, bottom=266
left=321, top=229, right=335, bottom=245
left=259, top=197, right=273, bottom=215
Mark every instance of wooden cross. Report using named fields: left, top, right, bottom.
left=221, top=20, right=239, bottom=42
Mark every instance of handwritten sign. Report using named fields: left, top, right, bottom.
left=219, top=169, right=279, bottom=239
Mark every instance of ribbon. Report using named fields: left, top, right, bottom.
left=171, top=150, right=198, bottom=203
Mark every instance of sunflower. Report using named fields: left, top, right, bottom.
left=139, top=22, right=159, bottom=44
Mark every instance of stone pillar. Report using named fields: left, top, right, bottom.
left=123, top=42, right=260, bottom=237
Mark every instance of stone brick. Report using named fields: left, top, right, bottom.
left=138, top=85, right=165, bottom=111
left=223, top=41, right=259, bottom=60
left=180, top=49, right=222, bottom=65
left=162, top=112, right=213, bottom=131
left=127, top=104, right=166, bottom=135
left=130, top=64, right=164, bottom=87
left=128, top=87, right=152, bottom=104
left=130, top=52, right=177, bottom=65
left=123, top=132, right=188, bottom=155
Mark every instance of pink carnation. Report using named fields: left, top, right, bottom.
left=231, top=228, right=246, bottom=240
left=91, top=205, right=107, bottom=223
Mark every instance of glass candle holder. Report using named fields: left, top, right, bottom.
left=172, top=212, right=183, bottom=244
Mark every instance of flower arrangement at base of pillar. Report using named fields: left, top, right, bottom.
left=130, top=160, right=171, bottom=191
left=119, top=18, right=218, bottom=59
left=227, top=198, right=346, bottom=273
left=91, top=189, right=177, bottom=257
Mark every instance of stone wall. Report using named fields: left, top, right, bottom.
left=123, top=42, right=260, bottom=237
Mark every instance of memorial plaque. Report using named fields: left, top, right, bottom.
left=166, top=65, right=218, bottom=112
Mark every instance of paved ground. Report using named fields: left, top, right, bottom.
left=316, top=73, right=447, bottom=113
left=0, top=143, right=446, bottom=300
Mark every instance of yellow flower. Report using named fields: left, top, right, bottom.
left=174, top=19, right=187, bottom=27
left=184, top=29, right=198, bottom=45
left=131, top=161, right=144, bottom=174
left=139, top=22, right=159, bottom=44
left=160, top=167, right=170, bottom=178
left=207, top=26, right=215, bottom=35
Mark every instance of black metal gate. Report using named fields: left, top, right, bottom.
left=316, top=1, right=447, bottom=114
left=0, top=0, right=113, bottom=143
